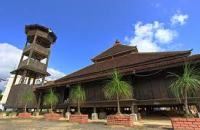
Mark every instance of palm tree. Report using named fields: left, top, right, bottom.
left=69, top=85, right=86, bottom=114
left=22, top=89, right=35, bottom=112
left=169, top=63, right=200, bottom=117
left=43, top=89, right=58, bottom=113
left=104, top=70, right=132, bottom=114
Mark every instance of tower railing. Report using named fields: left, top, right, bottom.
left=19, top=59, right=46, bottom=71
left=24, top=43, right=50, bottom=56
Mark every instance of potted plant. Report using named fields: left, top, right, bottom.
left=104, top=70, right=133, bottom=127
left=43, top=89, right=61, bottom=120
left=169, top=63, right=200, bottom=129
left=18, top=88, right=34, bottom=118
left=69, top=85, right=88, bottom=123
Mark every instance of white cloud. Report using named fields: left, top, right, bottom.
left=155, top=29, right=177, bottom=44
left=0, top=43, right=22, bottom=79
left=46, top=68, right=65, bottom=81
left=131, top=39, right=161, bottom=52
left=129, top=21, right=177, bottom=52
left=171, top=12, right=189, bottom=25
left=0, top=80, right=7, bottom=90
left=0, top=43, right=65, bottom=89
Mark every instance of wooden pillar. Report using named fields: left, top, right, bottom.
left=20, top=70, right=27, bottom=84
left=93, top=107, right=96, bottom=113
left=27, top=77, right=31, bottom=85
left=11, top=74, right=18, bottom=86
left=131, top=104, right=138, bottom=113
left=24, top=77, right=28, bottom=84
left=32, top=34, right=37, bottom=44
left=67, top=105, right=70, bottom=112
left=131, top=105, right=135, bottom=113
left=45, top=44, right=51, bottom=70
left=177, top=105, right=184, bottom=114
left=27, top=35, right=36, bottom=65
left=27, top=50, right=33, bottom=65
left=131, top=104, right=138, bottom=121
left=32, top=77, right=36, bottom=85
left=41, top=77, right=45, bottom=85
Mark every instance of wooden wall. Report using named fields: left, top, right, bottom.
left=47, top=70, right=175, bottom=104
left=40, top=66, right=200, bottom=108
left=134, top=71, right=174, bottom=100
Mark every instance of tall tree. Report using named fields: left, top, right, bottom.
left=104, top=70, right=132, bottom=114
left=43, top=89, right=58, bottom=113
left=69, top=85, right=86, bottom=114
left=22, top=89, right=35, bottom=112
left=169, top=63, right=200, bottom=117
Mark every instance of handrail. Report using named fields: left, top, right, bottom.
left=24, top=43, right=49, bottom=56
left=19, top=59, right=46, bottom=71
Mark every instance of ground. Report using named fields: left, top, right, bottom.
left=0, top=118, right=172, bottom=130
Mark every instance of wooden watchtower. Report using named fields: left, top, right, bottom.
left=5, top=24, right=57, bottom=109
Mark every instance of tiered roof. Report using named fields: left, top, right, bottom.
left=38, top=40, right=200, bottom=89
left=92, top=40, right=138, bottom=62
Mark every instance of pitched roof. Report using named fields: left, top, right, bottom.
left=92, top=40, right=138, bottom=62
left=53, top=49, right=192, bottom=86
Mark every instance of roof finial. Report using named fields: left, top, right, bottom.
left=114, top=39, right=121, bottom=46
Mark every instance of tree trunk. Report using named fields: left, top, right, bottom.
left=77, top=100, right=81, bottom=114
left=50, top=103, right=53, bottom=113
left=24, top=102, right=27, bottom=113
left=184, top=88, right=190, bottom=116
left=116, top=93, right=121, bottom=114
left=36, top=92, right=42, bottom=113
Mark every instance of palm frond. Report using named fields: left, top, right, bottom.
left=69, top=85, right=86, bottom=104
left=43, top=89, right=58, bottom=106
left=104, top=70, right=132, bottom=100
left=169, top=63, right=200, bottom=98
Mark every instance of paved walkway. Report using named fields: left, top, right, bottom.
left=0, top=119, right=172, bottom=130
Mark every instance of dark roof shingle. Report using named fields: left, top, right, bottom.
left=55, top=50, right=191, bottom=85
left=92, top=43, right=138, bottom=62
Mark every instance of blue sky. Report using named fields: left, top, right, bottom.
left=0, top=0, right=200, bottom=83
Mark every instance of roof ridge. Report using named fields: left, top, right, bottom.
left=134, top=50, right=192, bottom=54
left=91, top=43, right=137, bottom=62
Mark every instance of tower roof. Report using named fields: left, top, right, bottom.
left=25, top=24, right=57, bottom=42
